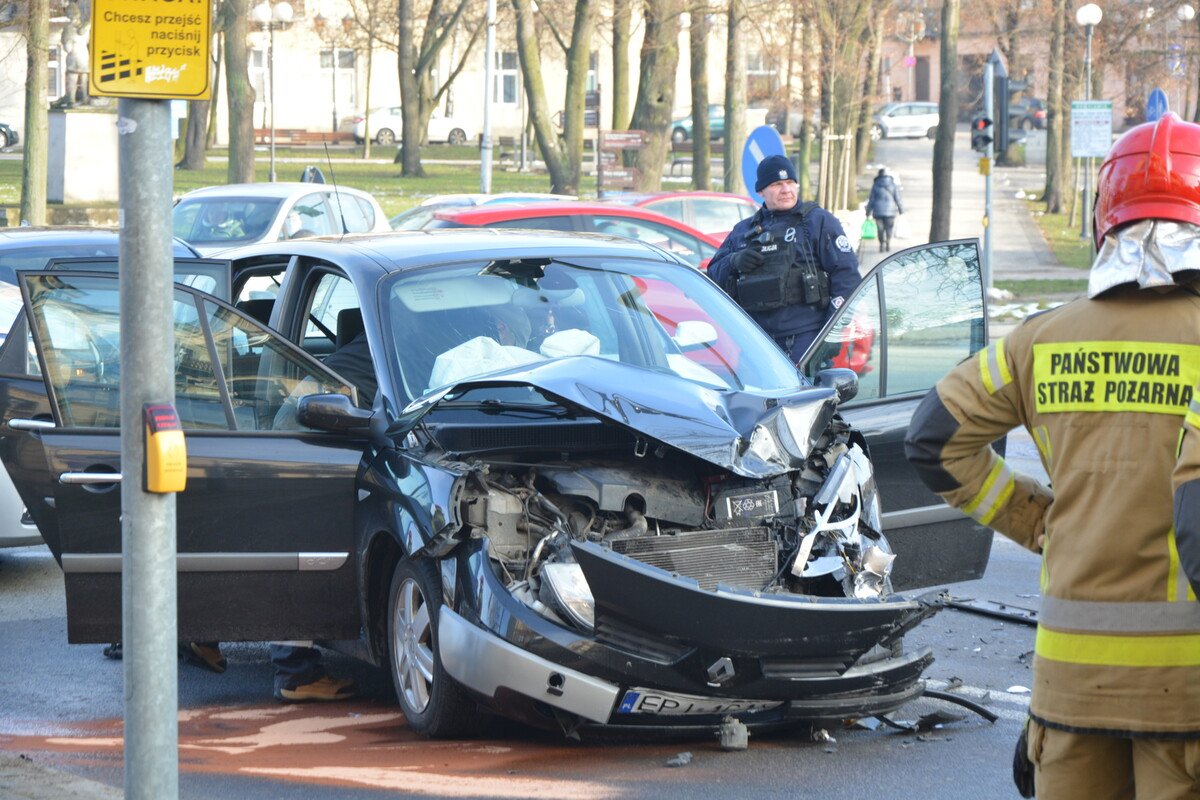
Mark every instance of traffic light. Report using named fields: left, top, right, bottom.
left=971, top=115, right=994, bottom=153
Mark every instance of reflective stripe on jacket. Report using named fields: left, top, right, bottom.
left=905, top=280, right=1200, bottom=736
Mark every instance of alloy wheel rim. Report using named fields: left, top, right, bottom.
left=393, top=576, right=434, bottom=713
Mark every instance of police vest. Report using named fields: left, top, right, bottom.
left=735, top=202, right=831, bottom=314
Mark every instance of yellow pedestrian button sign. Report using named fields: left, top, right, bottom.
left=90, top=0, right=211, bottom=100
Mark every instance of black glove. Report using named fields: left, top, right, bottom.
left=731, top=247, right=766, bottom=273
left=1012, top=720, right=1035, bottom=798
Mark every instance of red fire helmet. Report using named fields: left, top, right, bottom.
left=1093, top=112, right=1200, bottom=247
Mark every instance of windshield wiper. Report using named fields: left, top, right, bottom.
left=441, top=398, right=574, bottom=418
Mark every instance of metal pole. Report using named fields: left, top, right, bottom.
left=117, top=97, right=179, bottom=800
left=907, top=40, right=915, bottom=101
left=331, top=44, right=339, bottom=134
left=268, top=21, right=277, bottom=182
left=983, top=58, right=994, bottom=290
left=1080, top=24, right=1093, bottom=247
left=480, top=0, right=496, bottom=193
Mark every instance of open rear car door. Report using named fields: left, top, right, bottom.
left=0, top=271, right=364, bottom=643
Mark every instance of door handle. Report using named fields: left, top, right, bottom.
left=8, top=419, right=56, bottom=431
left=59, top=472, right=123, bottom=485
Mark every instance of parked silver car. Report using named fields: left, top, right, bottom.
left=871, top=102, right=940, bottom=141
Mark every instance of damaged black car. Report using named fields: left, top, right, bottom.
left=0, top=231, right=992, bottom=736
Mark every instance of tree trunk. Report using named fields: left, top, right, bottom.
left=929, top=0, right=960, bottom=242
left=222, top=0, right=256, bottom=183
left=562, top=0, right=596, bottom=193
left=612, top=0, right=632, bottom=130
left=20, top=0, right=49, bottom=225
left=629, top=0, right=683, bottom=192
left=855, top=21, right=883, bottom=173
left=512, top=0, right=568, bottom=191
left=362, top=43, right=373, bottom=159
left=723, top=0, right=746, bottom=193
left=207, top=32, right=223, bottom=150
left=180, top=99, right=211, bottom=170
left=397, top=0, right=425, bottom=176
left=798, top=16, right=814, bottom=199
left=1043, top=0, right=1066, bottom=213
left=688, top=0, right=710, bottom=190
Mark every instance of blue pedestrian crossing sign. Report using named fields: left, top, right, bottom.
left=1146, top=88, right=1169, bottom=123
left=741, top=125, right=787, bottom=205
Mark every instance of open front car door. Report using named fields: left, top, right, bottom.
left=799, top=239, right=994, bottom=590
left=5, top=271, right=364, bottom=643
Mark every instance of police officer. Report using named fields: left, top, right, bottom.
left=906, top=112, right=1200, bottom=798
left=707, top=155, right=861, bottom=362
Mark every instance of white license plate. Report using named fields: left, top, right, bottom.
left=616, top=688, right=783, bottom=716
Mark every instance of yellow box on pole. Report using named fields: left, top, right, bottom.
left=144, top=404, right=187, bottom=493
left=89, top=0, right=211, bottom=100
left=978, top=156, right=991, bottom=176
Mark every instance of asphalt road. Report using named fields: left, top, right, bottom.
left=0, top=428, right=1047, bottom=799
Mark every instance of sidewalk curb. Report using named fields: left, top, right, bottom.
left=0, top=753, right=122, bottom=799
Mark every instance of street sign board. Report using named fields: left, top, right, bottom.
left=90, top=0, right=212, bottom=100
left=1071, top=100, right=1113, bottom=159
left=741, top=125, right=786, bottom=205
left=1146, top=88, right=1169, bottom=123
left=603, top=167, right=640, bottom=183
left=601, top=130, right=646, bottom=149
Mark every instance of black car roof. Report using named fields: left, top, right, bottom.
left=217, top=228, right=686, bottom=276
left=0, top=226, right=200, bottom=257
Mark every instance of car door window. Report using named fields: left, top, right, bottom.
left=801, top=240, right=984, bottom=402
left=645, top=198, right=684, bottom=222
left=353, top=196, right=378, bottom=230
left=22, top=272, right=353, bottom=431
left=282, top=193, right=337, bottom=239
left=691, top=199, right=741, bottom=233
left=592, top=217, right=715, bottom=268
left=490, top=216, right=578, bottom=232
left=303, top=272, right=360, bottom=348
left=328, top=191, right=369, bottom=233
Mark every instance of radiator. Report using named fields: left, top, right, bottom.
left=609, top=527, right=778, bottom=591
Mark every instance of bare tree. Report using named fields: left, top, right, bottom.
left=688, top=1, right=711, bottom=190
left=396, top=0, right=482, bottom=177
left=629, top=0, right=684, bottom=191
left=20, top=0, right=49, bottom=224
left=798, top=7, right=816, bottom=199
left=723, top=0, right=746, bottom=192
left=1042, top=0, right=1066, bottom=213
left=612, top=0, right=632, bottom=129
left=855, top=16, right=884, bottom=172
left=180, top=2, right=223, bottom=171
left=930, top=0, right=960, bottom=241
left=347, top=0, right=396, bottom=159
left=221, top=0, right=256, bottom=183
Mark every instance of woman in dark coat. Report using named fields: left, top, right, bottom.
left=865, top=168, right=903, bottom=252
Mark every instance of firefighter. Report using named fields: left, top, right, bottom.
left=707, top=155, right=860, bottom=362
left=905, top=112, right=1200, bottom=797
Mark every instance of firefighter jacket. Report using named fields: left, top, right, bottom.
left=905, top=280, right=1200, bottom=737
left=1172, top=389, right=1200, bottom=601
left=707, top=201, right=860, bottom=339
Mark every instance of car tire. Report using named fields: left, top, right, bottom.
left=447, top=128, right=467, bottom=146
left=671, top=127, right=688, bottom=144
left=375, top=128, right=397, bottom=146
left=869, top=124, right=883, bottom=142
left=388, top=557, right=474, bottom=738
left=926, top=126, right=937, bottom=140
left=1021, top=118, right=1034, bottom=131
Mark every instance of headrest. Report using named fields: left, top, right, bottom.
left=336, top=307, right=365, bottom=350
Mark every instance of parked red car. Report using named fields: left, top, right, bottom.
left=606, top=191, right=759, bottom=241
left=424, top=202, right=722, bottom=270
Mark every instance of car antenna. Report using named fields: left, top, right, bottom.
left=323, top=141, right=350, bottom=237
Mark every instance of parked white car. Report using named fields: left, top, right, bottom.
left=352, top=108, right=475, bottom=147
left=173, top=183, right=390, bottom=257
left=870, top=102, right=940, bottom=140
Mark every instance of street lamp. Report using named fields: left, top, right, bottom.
left=251, top=0, right=293, bottom=182
left=314, top=11, right=355, bottom=134
left=1075, top=3, right=1102, bottom=245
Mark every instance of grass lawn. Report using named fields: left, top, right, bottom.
left=1023, top=194, right=1094, bottom=270
left=995, top=278, right=1088, bottom=298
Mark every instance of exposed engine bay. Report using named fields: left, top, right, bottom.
left=452, top=412, right=897, bottom=635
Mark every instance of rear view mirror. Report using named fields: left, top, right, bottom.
left=816, top=368, right=858, bottom=404
left=672, top=320, right=718, bottom=350
left=297, top=393, right=374, bottom=434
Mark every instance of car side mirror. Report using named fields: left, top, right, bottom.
left=672, top=320, right=718, bottom=350
left=297, top=392, right=374, bottom=434
left=816, top=368, right=858, bottom=404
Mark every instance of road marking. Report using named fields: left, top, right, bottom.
left=925, top=678, right=1031, bottom=722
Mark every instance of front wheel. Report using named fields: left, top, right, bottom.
left=1021, top=118, right=1034, bottom=131
left=869, top=124, right=883, bottom=142
left=388, top=557, right=474, bottom=737
left=926, top=126, right=937, bottom=140
left=375, top=128, right=397, bottom=146
left=447, top=128, right=467, bottom=146
left=671, top=127, right=688, bottom=143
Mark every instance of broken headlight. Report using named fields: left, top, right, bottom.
left=538, top=562, right=596, bottom=633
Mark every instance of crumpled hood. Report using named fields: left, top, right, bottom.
left=1089, top=219, right=1200, bottom=298
left=394, top=356, right=838, bottom=478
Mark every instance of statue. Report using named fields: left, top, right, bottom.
left=54, top=2, right=92, bottom=108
